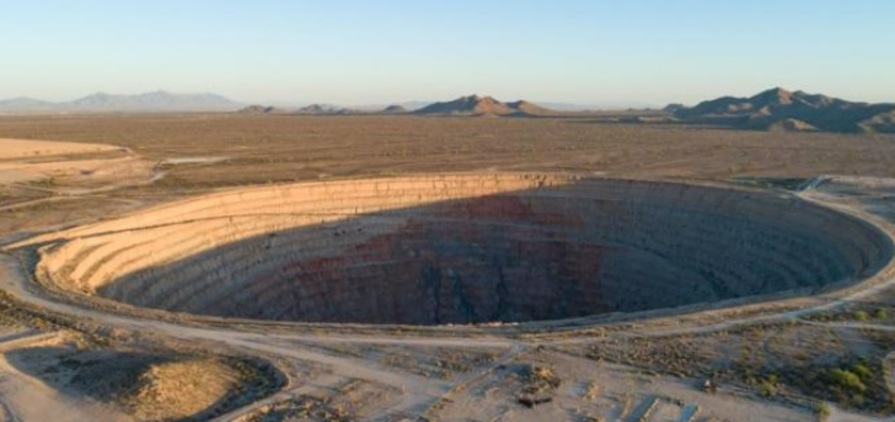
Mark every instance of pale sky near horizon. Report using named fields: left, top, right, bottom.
left=2, top=0, right=894, bottom=106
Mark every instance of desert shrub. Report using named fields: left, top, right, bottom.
left=759, top=380, right=777, bottom=397
left=851, top=363, right=872, bottom=379
left=827, top=368, right=866, bottom=393
left=815, top=402, right=831, bottom=419
left=854, top=310, right=870, bottom=322
left=758, top=373, right=779, bottom=397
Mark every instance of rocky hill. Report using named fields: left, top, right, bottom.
left=236, top=105, right=291, bottom=115
left=381, top=104, right=408, bottom=114
left=0, top=96, right=56, bottom=111
left=414, top=95, right=555, bottom=117
left=672, top=87, right=895, bottom=133
left=294, top=104, right=360, bottom=115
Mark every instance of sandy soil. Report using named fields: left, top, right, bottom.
left=0, top=156, right=154, bottom=187
left=0, top=138, right=121, bottom=160
left=0, top=137, right=153, bottom=191
left=433, top=350, right=814, bottom=422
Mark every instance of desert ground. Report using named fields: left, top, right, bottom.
left=2, top=114, right=895, bottom=421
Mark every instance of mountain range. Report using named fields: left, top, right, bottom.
left=238, top=95, right=558, bottom=117
left=0, top=90, right=243, bottom=112
left=413, top=95, right=555, bottom=117
left=2, top=88, right=894, bottom=133
left=237, top=103, right=399, bottom=115
left=670, top=87, right=895, bottom=133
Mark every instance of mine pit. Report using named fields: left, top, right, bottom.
left=33, top=173, right=893, bottom=325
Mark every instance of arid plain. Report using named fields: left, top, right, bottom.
left=2, top=113, right=895, bottom=421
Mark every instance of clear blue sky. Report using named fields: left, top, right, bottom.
left=2, top=0, right=893, bottom=106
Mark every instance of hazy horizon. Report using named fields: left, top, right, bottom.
left=3, top=1, right=894, bottom=106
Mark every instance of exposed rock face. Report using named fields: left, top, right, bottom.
left=859, top=110, right=895, bottom=133
left=31, top=174, right=892, bottom=325
left=768, top=118, right=818, bottom=132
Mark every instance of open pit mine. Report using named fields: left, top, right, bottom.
left=29, top=173, right=892, bottom=326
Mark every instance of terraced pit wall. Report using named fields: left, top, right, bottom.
left=27, top=173, right=894, bottom=325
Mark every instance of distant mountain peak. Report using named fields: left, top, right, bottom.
left=237, top=104, right=291, bottom=114
left=764, top=86, right=791, bottom=96
left=750, top=87, right=793, bottom=106
left=671, top=87, right=895, bottom=133
left=0, top=90, right=243, bottom=112
left=461, top=94, right=487, bottom=101
left=414, top=95, right=555, bottom=117
left=0, top=96, right=55, bottom=109
left=382, top=104, right=407, bottom=114
left=294, top=103, right=359, bottom=115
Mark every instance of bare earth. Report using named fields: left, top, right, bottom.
left=2, top=115, right=895, bottom=421
left=0, top=138, right=120, bottom=159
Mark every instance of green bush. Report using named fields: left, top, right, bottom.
left=827, top=368, right=866, bottom=393
left=758, top=374, right=779, bottom=397
left=815, top=402, right=831, bottom=419
left=851, top=363, right=872, bottom=380
left=854, top=310, right=869, bottom=322
left=759, top=380, right=777, bottom=397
